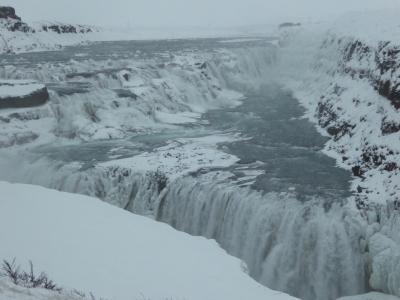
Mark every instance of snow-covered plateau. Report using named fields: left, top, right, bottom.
left=0, top=6, right=400, bottom=300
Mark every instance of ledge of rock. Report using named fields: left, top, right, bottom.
left=0, top=80, right=49, bottom=109
left=0, top=6, right=21, bottom=20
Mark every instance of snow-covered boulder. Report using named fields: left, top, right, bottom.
left=0, top=80, right=49, bottom=109
left=0, top=181, right=297, bottom=300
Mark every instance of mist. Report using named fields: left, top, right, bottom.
left=2, top=0, right=399, bottom=28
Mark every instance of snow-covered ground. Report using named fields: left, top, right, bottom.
left=0, top=181, right=297, bottom=300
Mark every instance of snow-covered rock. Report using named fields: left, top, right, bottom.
left=0, top=80, right=49, bottom=109
left=0, top=278, right=88, bottom=300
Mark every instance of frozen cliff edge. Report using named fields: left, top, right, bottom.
left=277, top=10, right=400, bottom=298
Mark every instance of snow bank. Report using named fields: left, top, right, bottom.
left=0, top=181, right=297, bottom=300
left=0, top=278, right=85, bottom=300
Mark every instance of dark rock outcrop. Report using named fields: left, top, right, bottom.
left=381, top=118, right=400, bottom=135
left=0, top=6, right=21, bottom=20
left=0, top=87, right=49, bottom=109
left=0, top=6, right=34, bottom=33
left=279, top=22, right=301, bottom=29
left=41, top=24, right=93, bottom=34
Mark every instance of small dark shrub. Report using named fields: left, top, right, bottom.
left=1, top=259, right=61, bottom=292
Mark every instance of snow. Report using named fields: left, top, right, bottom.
left=99, top=134, right=240, bottom=180
left=0, top=80, right=44, bottom=98
left=0, top=279, right=85, bottom=300
left=338, top=293, right=400, bottom=300
left=0, top=181, right=297, bottom=300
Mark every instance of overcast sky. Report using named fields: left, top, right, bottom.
left=2, top=0, right=400, bottom=28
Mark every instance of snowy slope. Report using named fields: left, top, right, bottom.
left=0, top=181, right=297, bottom=300
left=0, top=278, right=88, bottom=300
